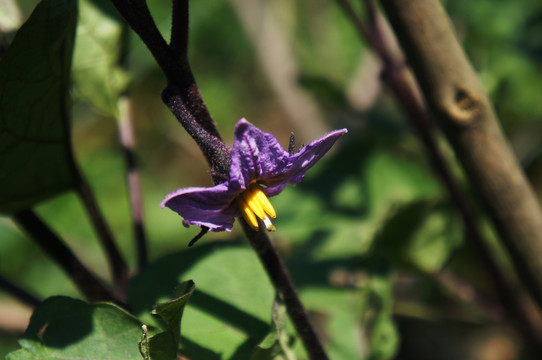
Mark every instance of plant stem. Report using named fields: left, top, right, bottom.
left=241, top=220, right=329, bottom=360
left=162, top=85, right=231, bottom=179
left=117, top=95, right=148, bottom=271
left=338, top=0, right=542, bottom=350
left=76, top=174, right=130, bottom=293
left=12, top=210, right=116, bottom=302
left=380, top=0, right=542, bottom=314
left=0, top=275, right=41, bottom=307
left=109, top=0, right=221, bottom=140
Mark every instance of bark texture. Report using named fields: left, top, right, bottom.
left=380, top=0, right=542, bottom=307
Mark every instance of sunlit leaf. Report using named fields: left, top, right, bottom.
left=127, top=243, right=278, bottom=359
left=0, top=0, right=78, bottom=213
left=72, top=0, right=130, bottom=116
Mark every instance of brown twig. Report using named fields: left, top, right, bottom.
left=379, top=0, right=542, bottom=313
left=337, top=0, right=542, bottom=350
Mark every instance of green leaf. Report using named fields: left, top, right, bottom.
left=361, top=263, right=399, bottom=360
left=127, top=243, right=277, bottom=359
left=250, top=297, right=297, bottom=360
left=6, top=296, right=143, bottom=360
left=372, top=200, right=463, bottom=273
left=72, top=0, right=130, bottom=116
left=139, top=281, right=195, bottom=360
left=0, top=0, right=78, bottom=213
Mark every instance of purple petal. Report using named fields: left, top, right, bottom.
left=161, top=183, right=239, bottom=231
left=229, top=119, right=290, bottom=187
left=272, top=128, right=347, bottom=187
left=261, top=183, right=287, bottom=197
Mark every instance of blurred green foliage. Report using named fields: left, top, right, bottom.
left=1, top=0, right=542, bottom=359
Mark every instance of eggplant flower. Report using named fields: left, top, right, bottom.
left=161, top=119, right=347, bottom=233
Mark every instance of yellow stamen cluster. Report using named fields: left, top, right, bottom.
left=237, top=184, right=277, bottom=231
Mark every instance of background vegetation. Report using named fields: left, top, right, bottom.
left=1, top=0, right=542, bottom=358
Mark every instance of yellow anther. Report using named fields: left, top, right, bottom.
left=242, top=185, right=266, bottom=220
left=238, top=184, right=277, bottom=231
left=238, top=198, right=259, bottom=230
left=252, top=186, right=276, bottom=219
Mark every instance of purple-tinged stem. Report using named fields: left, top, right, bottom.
left=12, top=210, right=116, bottom=303
left=0, top=275, right=40, bottom=308
left=118, top=95, right=148, bottom=270
left=241, top=220, right=329, bottom=360
left=109, top=0, right=221, bottom=141
left=162, top=85, right=231, bottom=180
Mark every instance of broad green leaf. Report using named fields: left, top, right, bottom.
left=72, top=0, right=130, bottom=116
left=6, top=296, right=143, bottom=360
left=139, top=281, right=195, bottom=360
left=127, top=243, right=278, bottom=359
left=0, top=0, right=78, bottom=213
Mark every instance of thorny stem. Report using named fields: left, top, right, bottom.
left=338, top=0, right=542, bottom=349
left=76, top=174, right=130, bottom=294
left=12, top=210, right=117, bottom=303
left=118, top=95, right=148, bottom=271
left=241, top=220, right=329, bottom=360
left=0, top=276, right=40, bottom=308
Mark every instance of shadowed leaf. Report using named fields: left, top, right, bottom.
left=139, top=281, right=196, bottom=360
left=0, top=0, right=78, bottom=213
left=6, top=296, right=143, bottom=359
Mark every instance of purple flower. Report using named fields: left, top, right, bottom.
left=161, top=119, right=347, bottom=232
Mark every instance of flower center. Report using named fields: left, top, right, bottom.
left=237, top=184, right=277, bottom=231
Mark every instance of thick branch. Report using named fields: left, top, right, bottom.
left=336, top=0, right=542, bottom=348
left=12, top=210, right=116, bottom=302
left=241, top=220, right=329, bottom=360
left=380, top=0, right=542, bottom=310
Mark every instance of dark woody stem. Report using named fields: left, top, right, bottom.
left=241, top=220, right=330, bottom=360
left=109, top=0, right=222, bottom=140
left=111, top=1, right=329, bottom=356
left=162, top=86, right=231, bottom=179
left=12, top=210, right=117, bottom=303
